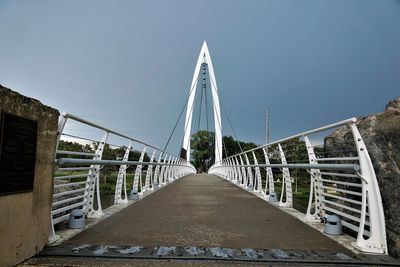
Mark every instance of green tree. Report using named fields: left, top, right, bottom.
left=222, top=135, right=241, bottom=157
left=97, top=144, right=150, bottom=183
left=56, top=140, right=94, bottom=159
left=190, top=130, right=215, bottom=172
left=100, top=144, right=119, bottom=184
left=190, top=131, right=261, bottom=172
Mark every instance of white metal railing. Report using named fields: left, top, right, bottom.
left=209, top=118, right=387, bottom=254
left=49, top=112, right=196, bottom=243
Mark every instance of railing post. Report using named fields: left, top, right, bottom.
left=130, top=145, right=147, bottom=200
left=165, top=155, right=173, bottom=183
left=278, top=143, right=292, bottom=208
left=219, top=160, right=225, bottom=178
left=144, top=149, right=156, bottom=191
left=303, top=135, right=324, bottom=221
left=230, top=158, right=237, bottom=182
left=176, top=157, right=181, bottom=180
left=153, top=153, right=163, bottom=189
left=239, top=155, right=247, bottom=187
left=168, top=157, right=177, bottom=182
left=160, top=155, right=171, bottom=185
left=252, top=151, right=263, bottom=193
left=170, top=157, right=176, bottom=180
left=235, top=156, right=242, bottom=184
left=114, top=141, right=132, bottom=205
left=223, top=159, right=229, bottom=179
left=49, top=114, right=68, bottom=243
left=176, top=158, right=181, bottom=178
left=166, top=156, right=172, bottom=182
left=229, top=158, right=235, bottom=180
left=175, top=158, right=181, bottom=178
left=244, top=153, right=254, bottom=190
left=171, top=157, right=177, bottom=180
left=86, top=131, right=109, bottom=218
left=350, top=123, right=387, bottom=254
left=159, top=155, right=166, bottom=185
left=262, top=147, right=275, bottom=201
left=227, top=158, right=232, bottom=180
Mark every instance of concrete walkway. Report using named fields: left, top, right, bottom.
left=64, top=174, right=347, bottom=251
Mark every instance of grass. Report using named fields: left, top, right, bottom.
left=273, top=180, right=311, bottom=213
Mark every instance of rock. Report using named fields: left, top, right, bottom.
left=324, top=97, right=400, bottom=257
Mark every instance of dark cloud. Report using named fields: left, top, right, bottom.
left=0, top=0, right=399, bottom=152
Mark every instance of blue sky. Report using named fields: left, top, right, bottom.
left=1, top=0, right=399, bottom=154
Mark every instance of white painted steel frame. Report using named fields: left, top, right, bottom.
left=263, top=147, right=275, bottom=200
left=208, top=118, right=387, bottom=254
left=49, top=112, right=196, bottom=244
left=114, top=141, right=132, bottom=205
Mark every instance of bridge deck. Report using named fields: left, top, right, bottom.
left=64, top=174, right=346, bottom=251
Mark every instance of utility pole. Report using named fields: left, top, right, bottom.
left=265, top=108, right=270, bottom=145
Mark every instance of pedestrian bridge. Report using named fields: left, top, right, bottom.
left=32, top=110, right=398, bottom=266
left=27, top=42, right=399, bottom=265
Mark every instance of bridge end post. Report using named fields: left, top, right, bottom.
left=349, top=123, right=387, bottom=254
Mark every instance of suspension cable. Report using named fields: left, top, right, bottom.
left=208, top=74, right=243, bottom=154
left=163, top=68, right=202, bottom=153
left=203, top=64, right=213, bottom=168
left=197, top=75, right=204, bottom=132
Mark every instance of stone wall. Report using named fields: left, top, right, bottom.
left=324, top=97, right=400, bottom=257
left=0, top=85, right=59, bottom=267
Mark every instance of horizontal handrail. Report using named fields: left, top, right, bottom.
left=315, top=157, right=359, bottom=162
left=57, top=158, right=195, bottom=169
left=220, top=117, right=357, bottom=161
left=54, top=174, right=89, bottom=180
left=62, top=112, right=173, bottom=156
left=53, top=188, right=87, bottom=198
left=211, top=163, right=360, bottom=172
left=319, top=171, right=359, bottom=178
left=57, top=167, right=92, bottom=172
left=56, top=150, right=96, bottom=157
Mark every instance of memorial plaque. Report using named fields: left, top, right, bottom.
left=0, top=112, right=37, bottom=195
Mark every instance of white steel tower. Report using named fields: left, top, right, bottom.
left=182, top=41, right=222, bottom=163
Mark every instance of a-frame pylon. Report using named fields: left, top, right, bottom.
left=182, top=41, right=223, bottom=164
